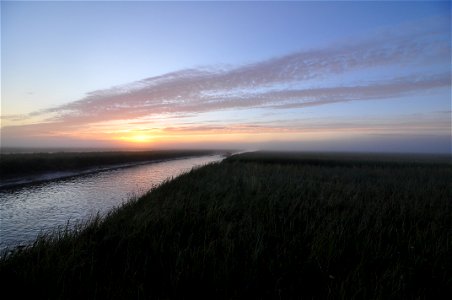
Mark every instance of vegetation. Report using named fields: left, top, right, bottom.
left=0, top=150, right=221, bottom=180
left=1, top=152, right=451, bottom=299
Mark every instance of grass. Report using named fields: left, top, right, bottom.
left=0, top=151, right=451, bottom=299
left=0, top=149, right=221, bottom=180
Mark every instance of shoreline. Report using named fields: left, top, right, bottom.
left=0, top=153, right=224, bottom=190
left=0, top=154, right=227, bottom=252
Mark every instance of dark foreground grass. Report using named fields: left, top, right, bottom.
left=0, top=152, right=451, bottom=299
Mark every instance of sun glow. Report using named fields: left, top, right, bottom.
left=119, top=134, right=154, bottom=144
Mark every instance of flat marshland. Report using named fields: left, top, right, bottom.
left=0, top=150, right=221, bottom=187
left=0, top=150, right=220, bottom=178
left=0, top=152, right=451, bottom=299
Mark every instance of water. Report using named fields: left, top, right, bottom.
left=0, top=155, right=223, bottom=251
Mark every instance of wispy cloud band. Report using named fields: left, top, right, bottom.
left=20, top=15, right=446, bottom=126
left=1, top=15, right=450, bottom=149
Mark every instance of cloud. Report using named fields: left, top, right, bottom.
left=160, top=112, right=450, bottom=135
left=17, top=15, right=446, bottom=127
left=1, top=15, right=450, bottom=149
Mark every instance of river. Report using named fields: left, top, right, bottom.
left=0, top=155, right=224, bottom=251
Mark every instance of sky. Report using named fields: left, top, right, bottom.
left=1, top=1, right=451, bottom=153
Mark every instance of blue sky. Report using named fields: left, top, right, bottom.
left=1, top=1, right=451, bottom=152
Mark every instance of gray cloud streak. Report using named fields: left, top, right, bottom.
left=2, top=16, right=450, bottom=137
left=24, top=16, right=447, bottom=127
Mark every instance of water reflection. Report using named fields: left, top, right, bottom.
left=0, top=155, right=223, bottom=250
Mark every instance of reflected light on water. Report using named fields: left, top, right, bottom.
left=0, top=155, right=223, bottom=250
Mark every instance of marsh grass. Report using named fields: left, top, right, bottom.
left=0, top=152, right=451, bottom=299
left=0, top=150, right=220, bottom=181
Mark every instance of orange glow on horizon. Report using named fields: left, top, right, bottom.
left=117, top=134, right=154, bottom=144
left=13, top=116, right=445, bottom=150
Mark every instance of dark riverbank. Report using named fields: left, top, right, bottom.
left=1, top=152, right=451, bottom=299
left=0, top=150, right=226, bottom=188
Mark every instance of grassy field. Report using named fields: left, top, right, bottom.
left=0, top=150, right=221, bottom=180
left=0, top=152, right=451, bottom=299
